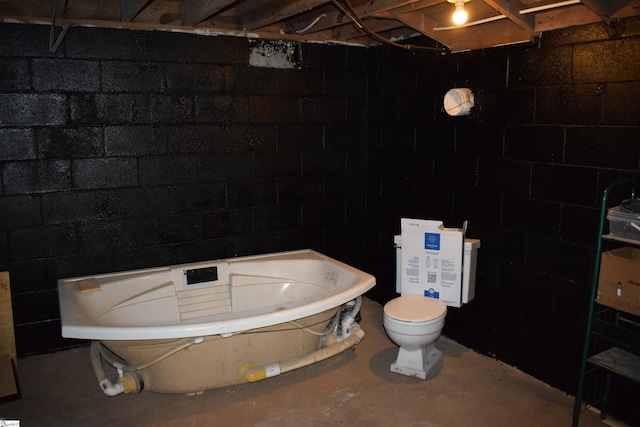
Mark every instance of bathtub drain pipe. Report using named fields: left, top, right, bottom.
left=238, top=323, right=365, bottom=383
left=90, top=341, right=126, bottom=397
left=91, top=337, right=204, bottom=396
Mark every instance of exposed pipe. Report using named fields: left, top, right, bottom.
left=519, top=0, right=581, bottom=14
left=280, top=13, right=328, bottom=35
left=333, top=0, right=446, bottom=53
left=433, top=15, right=507, bottom=31
left=91, top=337, right=202, bottom=396
left=296, top=13, right=327, bottom=33
left=90, top=341, right=126, bottom=396
left=289, top=304, right=342, bottom=336
left=330, top=0, right=363, bottom=29
left=49, top=0, right=73, bottom=53
left=98, top=336, right=204, bottom=371
left=240, top=298, right=364, bottom=382
left=238, top=324, right=366, bottom=383
left=433, top=0, right=580, bottom=32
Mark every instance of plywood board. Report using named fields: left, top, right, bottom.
left=0, top=272, right=16, bottom=363
left=0, top=353, right=18, bottom=400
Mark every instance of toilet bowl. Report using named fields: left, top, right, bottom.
left=383, top=295, right=447, bottom=379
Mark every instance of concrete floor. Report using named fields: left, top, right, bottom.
left=2, top=298, right=610, bottom=426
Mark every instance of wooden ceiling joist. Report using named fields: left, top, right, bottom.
left=234, top=0, right=329, bottom=30
left=0, top=0, right=636, bottom=52
left=482, top=0, right=536, bottom=34
left=396, top=11, right=455, bottom=45
left=180, top=0, right=235, bottom=26
left=119, top=0, right=150, bottom=22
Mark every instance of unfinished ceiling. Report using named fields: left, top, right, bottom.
left=1, top=0, right=639, bottom=52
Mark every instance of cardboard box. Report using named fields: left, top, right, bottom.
left=597, top=247, right=640, bottom=316
left=400, top=218, right=465, bottom=307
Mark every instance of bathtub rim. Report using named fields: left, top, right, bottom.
left=58, top=249, right=376, bottom=341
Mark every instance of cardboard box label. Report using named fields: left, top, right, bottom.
left=425, top=233, right=440, bottom=250
left=401, top=218, right=464, bottom=307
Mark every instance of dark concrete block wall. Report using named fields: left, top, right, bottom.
left=0, top=23, right=368, bottom=354
left=365, top=17, right=640, bottom=421
left=1, top=16, right=639, bottom=420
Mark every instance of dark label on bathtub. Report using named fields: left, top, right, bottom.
left=186, top=266, right=218, bottom=284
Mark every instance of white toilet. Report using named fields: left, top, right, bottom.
left=383, top=235, right=480, bottom=379
left=383, top=295, right=447, bottom=379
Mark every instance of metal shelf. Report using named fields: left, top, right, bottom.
left=602, top=234, right=640, bottom=247
left=572, top=178, right=639, bottom=427
left=587, top=347, right=640, bottom=383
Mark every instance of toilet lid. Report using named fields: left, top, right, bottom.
left=384, top=295, right=446, bottom=322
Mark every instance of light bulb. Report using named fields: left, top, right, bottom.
left=452, top=2, right=468, bottom=25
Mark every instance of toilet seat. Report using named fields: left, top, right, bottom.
left=384, top=295, right=446, bottom=323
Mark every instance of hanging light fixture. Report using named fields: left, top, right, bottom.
left=447, top=0, right=470, bottom=25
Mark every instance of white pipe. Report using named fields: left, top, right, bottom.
left=91, top=338, right=204, bottom=396
left=90, top=341, right=125, bottom=397
left=99, top=378, right=125, bottom=397
left=99, top=336, right=204, bottom=371
left=239, top=324, right=366, bottom=383
left=519, top=0, right=580, bottom=14
left=296, top=13, right=326, bottom=33
left=433, top=15, right=506, bottom=31
left=434, top=0, right=580, bottom=33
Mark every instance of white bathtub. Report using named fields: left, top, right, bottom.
left=57, top=249, right=376, bottom=394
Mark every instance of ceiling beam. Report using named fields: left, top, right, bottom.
left=331, top=17, right=405, bottom=40
left=581, top=0, right=635, bottom=18
left=53, top=0, right=67, bottom=18
left=348, top=25, right=422, bottom=45
left=119, top=0, right=149, bottom=22
left=234, top=0, right=328, bottom=30
left=181, top=0, right=236, bottom=26
left=482, top=0, right=536, bottom=34
left=446, top=18, right=532, bottom=51
left=353, top=0, right=428, bottom=17
left=580, top=0, right=614, bottom=16
left=395, top=11, right=455, bottom=47
left=610, top=0, right=640, bottom=18
left=283, top=0, right=421, bottom=34
left=534, top=4, right=601, bottom=31
left=371, top=0, right=444, bottom=17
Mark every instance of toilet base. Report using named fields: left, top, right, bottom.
left=390, top=342, right=442, bottom=380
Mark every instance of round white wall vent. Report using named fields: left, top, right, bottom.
left=443, top=88, right=474, bottom=116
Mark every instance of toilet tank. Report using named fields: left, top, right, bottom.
left=393, top=235, right=480, bottom=306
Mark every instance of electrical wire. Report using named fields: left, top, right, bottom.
left=281, top=13, right=328, bottom=34
left=333, top=0, right=447, bottom=53
left=297, top=13, right=327, bottom=33
left=288, top=320, right=335, bottom=336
